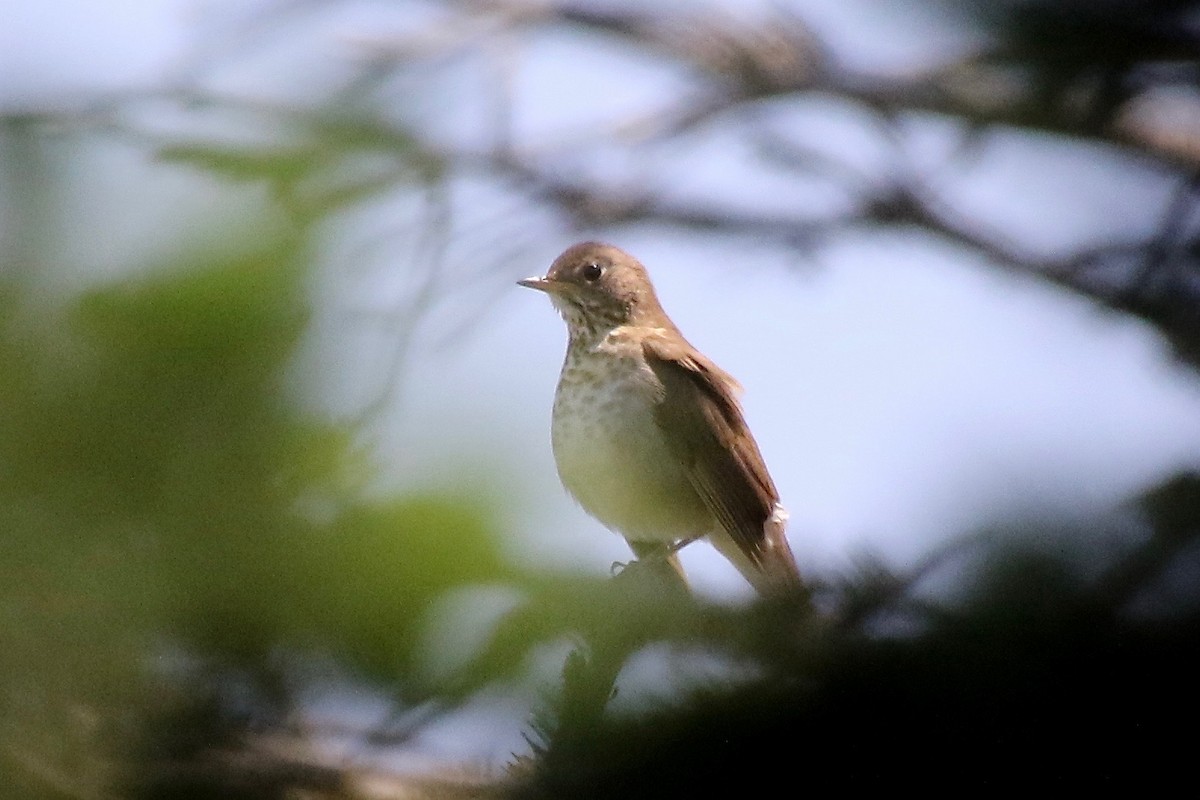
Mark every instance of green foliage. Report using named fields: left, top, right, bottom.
left=285, top=498, right=510, bottom=679
left=507, top=505, right=1200, bottom=796
left=0, top=233, right=509, bottom=794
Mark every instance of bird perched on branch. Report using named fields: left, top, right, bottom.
left=520, top=242, right=803, bottom=597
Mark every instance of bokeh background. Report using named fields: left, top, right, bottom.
left=4, top=0, right=1200, bottom=795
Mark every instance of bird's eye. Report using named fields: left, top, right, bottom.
left=582, top=262, right=603, bottom=282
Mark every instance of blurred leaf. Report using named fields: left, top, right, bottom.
left=282, top=497, right=512, bottom=682
left=158, top=143, right=325, bottom=185
left=0, top=225, right=513, bottom=793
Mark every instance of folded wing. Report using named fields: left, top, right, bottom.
left=643, top=334, right=802, bottom=596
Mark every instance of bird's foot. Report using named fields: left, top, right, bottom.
left=668, top=534, right=703, bottom=555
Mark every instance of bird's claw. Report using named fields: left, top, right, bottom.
left=668, top=534, right=703, bottom=555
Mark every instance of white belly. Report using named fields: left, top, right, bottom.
left=551, top=357, right=712, bottom=542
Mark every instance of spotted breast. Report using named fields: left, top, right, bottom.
left=550, top=330, right=715, bottom=544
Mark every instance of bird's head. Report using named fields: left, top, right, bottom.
left=519, top=242, right=667, bottom=337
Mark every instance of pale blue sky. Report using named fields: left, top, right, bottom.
left=6, top=0, right=1200, bottom=604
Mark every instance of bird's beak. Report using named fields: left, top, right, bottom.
left=518, top=276, right=556, bottom=293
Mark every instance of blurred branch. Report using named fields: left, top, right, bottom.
left=67, top=0, right=1200, bottom=365
left=354, top=177, right=454, bottom=424
left=138, top=731, right=508, bottom=800
left=1092, top=472, right=1200, bottom=613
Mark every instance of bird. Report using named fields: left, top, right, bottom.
left=519, top=241, right=803, bottom=597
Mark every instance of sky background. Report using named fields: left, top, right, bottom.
left=6, top=0, right=1200, bottom=764
left=7, top=0, right=1200, bottom=594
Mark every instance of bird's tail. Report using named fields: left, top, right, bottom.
left=711, top=504, right=806, bottom=599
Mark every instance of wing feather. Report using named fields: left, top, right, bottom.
left=643, top=335, right=801, bottom=594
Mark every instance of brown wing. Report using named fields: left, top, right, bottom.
left=643, top=335, right=802, bottom=594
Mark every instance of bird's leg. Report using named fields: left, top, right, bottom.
left=668, top=534, right=704, bottom=554
left=625, top=540, right=690, bottom=589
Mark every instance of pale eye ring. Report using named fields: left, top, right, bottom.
left=582, top=262, right=603, bottom=281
